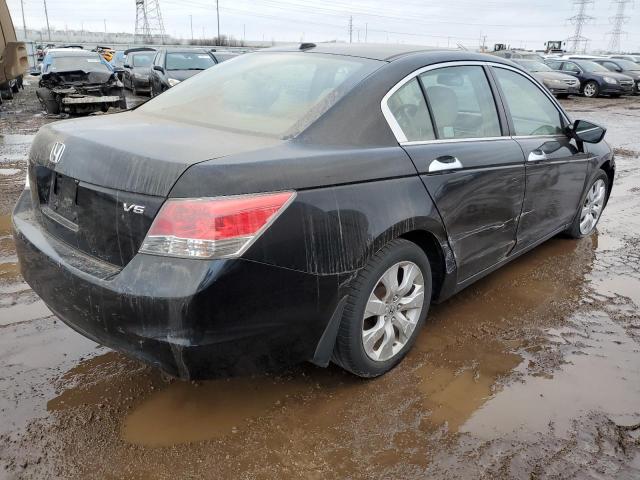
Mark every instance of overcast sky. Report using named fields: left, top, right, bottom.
left=7, top=0, right=640, bottom=52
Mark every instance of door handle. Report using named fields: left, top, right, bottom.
left=528, top=149, right=547, bottom=162
left=428, top=155, right=463, bottom=173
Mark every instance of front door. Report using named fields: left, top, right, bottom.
left=383, top=64, right=526, bottom=282
left=490, top=66, right=590, bottom=250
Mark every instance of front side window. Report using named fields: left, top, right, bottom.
left=386, top=78, right=435, bottom=142
left=419, top=66, right=501, bottom=139
left=493, top=67, right=565, bottom=136
left=138, top=52, right=382, bottom=138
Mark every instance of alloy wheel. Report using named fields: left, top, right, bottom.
left=362, top=261, right=425, bottom=362
left=584, top=83, right=597, bottom=97
left=580, top=179, right=606, bottom=234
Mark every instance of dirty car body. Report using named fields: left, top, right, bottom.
left=13, top=45, right=615, bottom=379
left=36, top=50, right=125, bottom=115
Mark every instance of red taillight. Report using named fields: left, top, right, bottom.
left=140, top=191, right=295, bottom=259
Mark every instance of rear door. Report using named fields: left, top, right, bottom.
left=383, top=63, right=526, bottom=282
left=490, top=65, right=589, bottom=250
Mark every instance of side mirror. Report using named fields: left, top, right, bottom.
left=153, top=65, right=164, bottom=73
left=571, top=120, right=606, bottom=144
left=123, top=64, right=131, bottom=69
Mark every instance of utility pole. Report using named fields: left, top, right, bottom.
left=190, top=15, right=193, bottom=41
left=104, top=19, right=107, bottom=33
left=365, top=23, right=368, bottom=43
left=43, top=0, right=51, bottom=41
left=567, top=0, right=594, bottom=53
left=20, top=0, right=27, bottom=39
left=243, top=24, right=246, bottom=43
left=607, top=0, right=631, bottom=53
left=348, top=16, right=353, bottom=43
left=216, top=0, right=220, bottom=43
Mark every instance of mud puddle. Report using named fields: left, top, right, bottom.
left=1, top=91, right=640, bottom=479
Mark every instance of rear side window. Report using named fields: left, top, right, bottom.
left=419, top=66, right=501, bottom=139
left=386, top=78, right=435, bottom=142
left=493, top=67, right=565, bottom=136
left=546, top=61, right=562, bottom=70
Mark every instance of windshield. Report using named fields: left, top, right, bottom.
left=166, top=52, right=215, bottom=70
left=579, top=61, right=609, bottom=73
left=132, top=53, right=154, bottom=67
left=138, top=52, right=382, bottom=138
left=49, top=55, right=111, bottom=73
left=614, top=59, right=640, bottom=71
left=518, top=60, right=552, bottom=72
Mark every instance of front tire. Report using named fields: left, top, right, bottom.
left=583, top=81, right=599, bottom=98
left=565, top=170, right=609, bottom=238
left=332, top=239, right=432, bottom=377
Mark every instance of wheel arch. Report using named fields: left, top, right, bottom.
left=599, top=158, right=615, bottom=205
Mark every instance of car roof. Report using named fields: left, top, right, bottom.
left=159, top=47, right=211, bottom=53
left=47, top=50, right=101, bottom=58
left=260, top=43, right=511, bottom=63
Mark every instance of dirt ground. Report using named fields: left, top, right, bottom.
left=0, top=78, right=639, bottom=480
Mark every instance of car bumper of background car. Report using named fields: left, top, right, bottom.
left=132, top=76, right=151, bottom=92
left=12, top=192, right=342, bottom=379
left=548, top=85, right=580, bottom=95
left=601, top=83, right=634, bottom=95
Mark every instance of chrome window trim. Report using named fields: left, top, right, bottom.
left=381, top=60, right=572, bottom=145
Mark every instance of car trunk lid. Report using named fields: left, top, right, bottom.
left=28, top=111, right=282, bottom=267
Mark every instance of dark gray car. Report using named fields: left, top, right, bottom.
left=593, top=58, right=640, bottom=94
left=149, top=48, right=216, bottom=96
left=123, top=49, right=156, bottom=96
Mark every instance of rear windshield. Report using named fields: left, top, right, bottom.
left=166, top=52, right=215, bottom=70
left=138, top=52, right=382, bottom=138
left=50, top=56, right=111, bottom=73
left=518, top=60, right=552, bottom=72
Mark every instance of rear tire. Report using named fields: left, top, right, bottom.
left=565, top=170, right=609, bottom=238
left=583, top=81, right=599, bottom=98
left=332, top=239, right=432, bottom=378
left=36, top=88, right=60, bottom=114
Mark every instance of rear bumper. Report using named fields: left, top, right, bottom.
left=12, top=192, right=341, bottom=379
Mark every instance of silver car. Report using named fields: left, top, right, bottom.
left=514, top=59, right=580, bottom=98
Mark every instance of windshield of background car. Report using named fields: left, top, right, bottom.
left=519, top=61, right=552, bottom=72
left=614, top=59, right=640, bottom=71
left=49, top=55, right=112, bottom=73
left=138, top=52, right=382, bottom=138
left=166, top=52, right=215, bottom=70
left=578, top=61, right=610, bottom=73
left=132, top=53, right=154, bottom=67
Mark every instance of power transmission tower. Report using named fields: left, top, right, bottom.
left=135, top=0, right=167, bottom=44
left=607, top=0, right=632, bottom=53
left=567, top=0, right=594, bottom=53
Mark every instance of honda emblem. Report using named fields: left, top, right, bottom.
left=49, top=142, right=66, bottom=164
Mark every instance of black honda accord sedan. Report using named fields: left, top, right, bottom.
left=13, top=44, right=614, bottom=379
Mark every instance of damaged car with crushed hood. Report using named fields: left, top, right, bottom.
left=34, top=50, right=126, bottom=115
left=13, top=44, right=614, bottom=380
